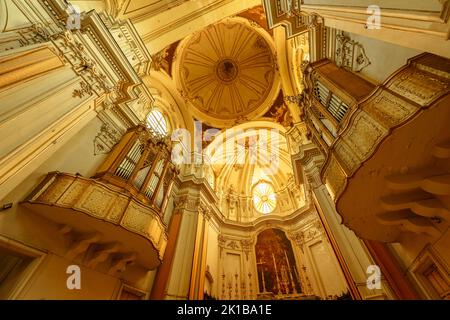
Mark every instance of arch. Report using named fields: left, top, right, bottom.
left=146, top=108, right=169, bottom=136
left=143, top=71, right=194, bottom=137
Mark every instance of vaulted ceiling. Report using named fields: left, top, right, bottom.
left=204, top=121, right=294, bottom=199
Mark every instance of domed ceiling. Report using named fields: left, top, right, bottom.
left=204, top=121, right=306, bottom=222
left=173, top=17, right=281, bottom=128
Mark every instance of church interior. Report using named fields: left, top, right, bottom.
left=0, top=0, right=449, bottom=300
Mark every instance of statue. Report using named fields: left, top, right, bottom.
left=227, top=185, right=238, bottom=219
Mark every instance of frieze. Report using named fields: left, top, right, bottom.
left=342, top=110, right=387, bottom=162
left=387, top=68, right=449, bottom=107
left=362, top=89, right=417, bottom=129
left=333, top=139, right=362, bottom=176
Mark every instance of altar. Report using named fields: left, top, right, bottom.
left=257, top=292, right=320, bottom=300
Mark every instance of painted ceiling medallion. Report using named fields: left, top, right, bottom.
left=173, top=17, right=280, bottom=128
left=216, top=59, right=239, bottom=83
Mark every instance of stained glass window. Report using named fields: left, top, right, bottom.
left=253, top=182, right=277, bottom=214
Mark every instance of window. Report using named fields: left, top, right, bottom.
left=146, top=109, right=168, bottom=136
left=253, top=182, right=277, bottom=214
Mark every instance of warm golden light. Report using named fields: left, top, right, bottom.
left=253, top=182, right=277, bottom=214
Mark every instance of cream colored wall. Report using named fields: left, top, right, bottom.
left=17, top=254, right=121, bottom=300
left=346, top=32, right=421, bottom=84
left=304, top=239, right=347, bottom=297
left=134, top=0, right=261, bottom=54
left=0, top=43, right=99, bottom=201
left=289, top=216, right=349, bottom=298
left=1, top=117, right=106, bottom=205
left=0, top=115, right=155, bottom=299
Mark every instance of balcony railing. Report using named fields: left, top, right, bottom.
left=22, top=171, right=168, bottom=270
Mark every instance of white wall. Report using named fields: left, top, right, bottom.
left=348, top=32, right=421, bottom=83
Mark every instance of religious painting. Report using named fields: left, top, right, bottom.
left=255, top=228, right=302, bottom=295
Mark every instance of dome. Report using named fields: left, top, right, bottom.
left=173, top=17, right=281, bottom=128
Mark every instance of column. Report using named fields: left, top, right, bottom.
left=150, top=207, right=183, bottom=299
left=188, top=204, right=210, bottom=300
left=163, top=192, right=202, bottom=299
left=313, top=183, right=392, bottom=299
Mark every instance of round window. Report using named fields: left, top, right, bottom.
left=253, top=182, right=277, bottom=214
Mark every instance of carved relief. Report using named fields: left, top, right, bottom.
left=72, top=81, right=93, bottom=98
left=334, top=140, right=362, bottom=175
left=39, top=175, right=73, bottom=203
left=174, top=195, right=199, bottom=212
left=240, top=239, right=253, bottom=260
left=323, top=155, right=346, bottom=200
left=25, top=172, right=167, bottom=263
left=290, top=231, right=305, bottom=249
left=227, top=241, right=240, bottom=250
left=343, top=110, right=387, bottom=161
left=58, top=179, right=89, bottom=207
left=388, top=68, right=449, bottom=107
left=218, top=235, right=228, bottom=248
left=78, top=187, right=115, bottom=217
left=303, top=220, right=325, bottom=242
left=335, top=32, right=371, bottom=72
left=93, top=123, right=122, bottom=155
left=107, top=196, right=128, bottom=223
left=362, top=90, right=417, bottom=128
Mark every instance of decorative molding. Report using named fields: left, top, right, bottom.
left=335, top=32, right=371, bottom=73
left=72, top=81, right=93, bottom=98
left=23, top=171, right=168, bottom=269
left=93, top=123, right=122, bottom=155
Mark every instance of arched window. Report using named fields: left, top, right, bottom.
left=147, top=109, right=168, bottom=136
left=253, top=181, right=277, bottom=214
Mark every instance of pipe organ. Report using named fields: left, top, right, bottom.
left=94, top=124, right=177, bottom=216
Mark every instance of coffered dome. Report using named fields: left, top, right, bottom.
left=173, top=17, right=281, bottom=128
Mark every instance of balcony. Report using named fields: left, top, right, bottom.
left=22, top=171, right=168, bottom=270
left=320, top=53, right=450, bottom=242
